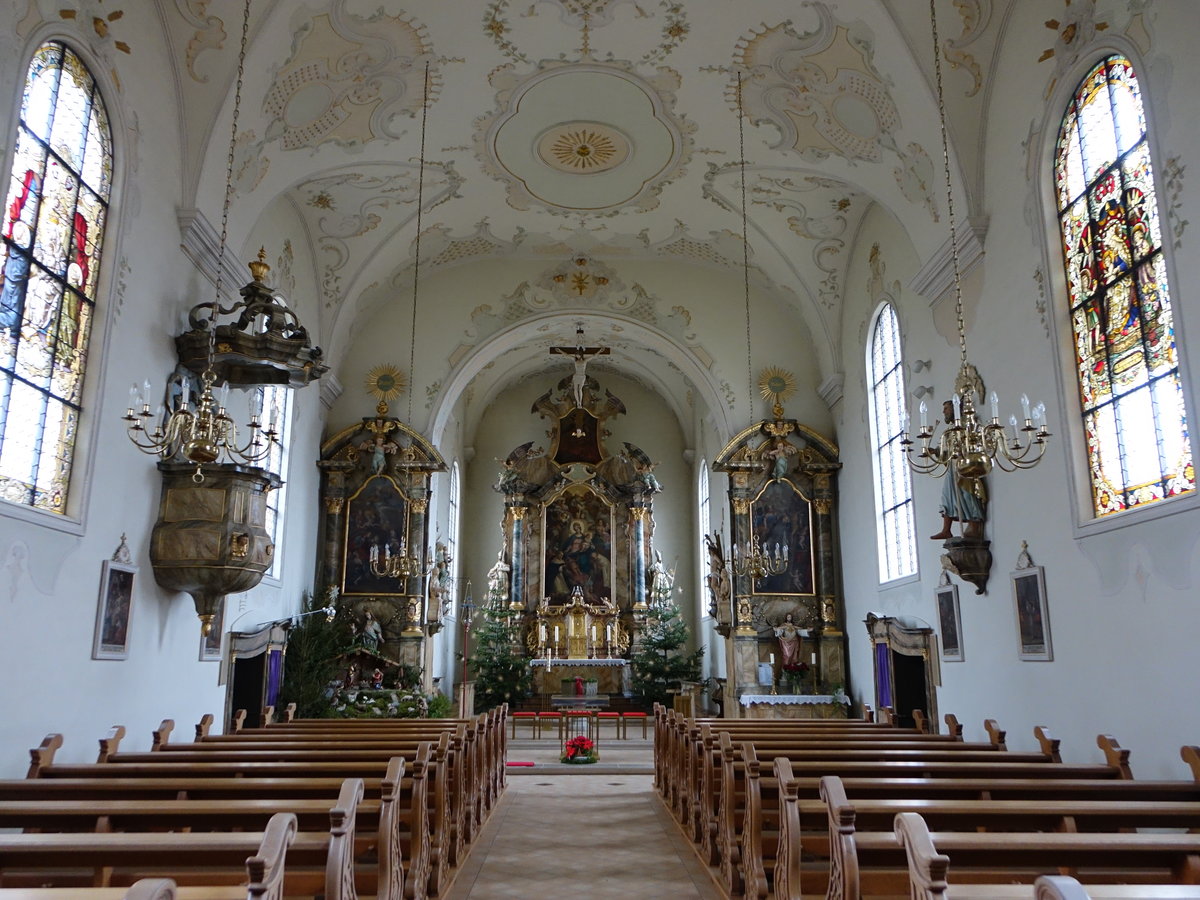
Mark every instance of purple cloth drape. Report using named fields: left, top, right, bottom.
left=875, top=642, right=891, bottom=709
left=266, top=648, right=283, bottom=707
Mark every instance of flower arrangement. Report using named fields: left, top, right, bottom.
left=780, top=661, right=810, bottom=693
left=561, top=735, right=598, bottom=764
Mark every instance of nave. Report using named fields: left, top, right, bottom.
left=449, top=740, right=721, bottom=900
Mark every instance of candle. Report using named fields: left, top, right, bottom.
left=769, top=653, right=774, bottom=664
left=606, top=623, right=613, bottom=643
left=811, top=652, right=816, bottom=665
left=989, top=390, right=999, bottom=421
left=951, top=393, right=961, bottom=423
left=1009, top=414, right=1019, bottom=440
left=1021, top=393, right=1031, bottom=420
left=539, top=623, right=546, bottom=643
left=592, top=624, right=597, bottom=641
left=919, top=399, right=928, bottom=428
left=554, top=625, right=560, bottom=642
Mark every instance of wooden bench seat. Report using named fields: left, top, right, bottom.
left=0, top=813, right=299, bottom=898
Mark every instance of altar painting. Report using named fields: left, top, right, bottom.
left=543, top=484, right=613, bottom=606
left=751, top=478, right=814, bottom=595
left=343, top=475, right=410, bottom=597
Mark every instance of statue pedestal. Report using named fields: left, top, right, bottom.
left=739, top=693, right=849, bottom=719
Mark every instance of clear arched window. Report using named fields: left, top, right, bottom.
left=1055, top=55, right=1193, bottom=515
left=258, top=384, right=292, bottom=578
left=446, top=460, right=460, bottom=613
left=1, top=42, right=112, bottom=513
left=867, top=302, right=916, bottom=581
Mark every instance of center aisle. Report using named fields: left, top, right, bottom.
left=446, top=740, right=722, bottom=899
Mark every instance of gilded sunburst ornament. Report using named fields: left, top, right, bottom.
left=758, top=366, right=796, bottom=417
left=365, top=364, right=406, bottom=416
left=550, top=129, right=617, bottom=170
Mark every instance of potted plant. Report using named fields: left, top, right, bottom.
left=561, top=735, right=598, bottom=764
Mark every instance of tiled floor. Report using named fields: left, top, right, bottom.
left=445, top=737, right=722, bottom=899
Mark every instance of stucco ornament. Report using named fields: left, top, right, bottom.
left=734, top=4, right=936, bottom=217
left=474, top=58, right=695, bottom=215
left=263, top=2, right=437, bottom=152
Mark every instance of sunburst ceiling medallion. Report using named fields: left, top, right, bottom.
left=758, top=366, right=797, bottom=418
left=365, top=363, right=407, bottom=415
left=537, top=122, right=629, bottom=174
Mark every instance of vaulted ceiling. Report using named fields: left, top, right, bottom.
left=147, top=0, right=1018, bottom=425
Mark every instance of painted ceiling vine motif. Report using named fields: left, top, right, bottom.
left=263, top=1, right=438, bottom=152
left=483, top=0, right=688, bottom=64
left=733, top=4, right=936, bottom=219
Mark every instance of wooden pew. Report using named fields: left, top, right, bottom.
left=0, top=769, right=405, bottom=900
left=722, top=731, right=1128, bottom=899
left=0, top=813, right=301, bottom=897
left=28, top=739, right=427, bottom=900
left=891, top=811, right=1200, bottom=900
left=660, top=711, right=975, bottom=855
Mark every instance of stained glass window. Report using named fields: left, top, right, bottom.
left=1, top=42, right=111, bottom=514
left=258, top=384, right=292, bottom=578
left=1055, top=55, right=1194, bottom=516
left=868, top=302, right=916, bottom=581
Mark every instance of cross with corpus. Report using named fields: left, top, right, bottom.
left=549, top=326, right=609, bottom=408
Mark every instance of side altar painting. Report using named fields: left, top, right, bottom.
left=711, top=377, right=846, bottom=716
left=316, top=404, right=446, bottom=680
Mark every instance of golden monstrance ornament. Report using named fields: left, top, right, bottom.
left=758, top=366, right=797, bottom=418
left=365, top=363, right=406, bottom=416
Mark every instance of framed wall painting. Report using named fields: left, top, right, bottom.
left=935, top=582, right=963, bottom=662
left=199, top=597, right=225, bottom=661
left=93, top=559, right=137, bottom=660
left=1012, top=565, right=1052, bottom=660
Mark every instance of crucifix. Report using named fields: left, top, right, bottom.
left=550, top=325, right=609, bottom=409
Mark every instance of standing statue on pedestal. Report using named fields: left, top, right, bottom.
left=929, top=400, right=988, bottom=540
left=773, top=612, right=801, bottom=668
left=486, top=547, right=510, bottom=602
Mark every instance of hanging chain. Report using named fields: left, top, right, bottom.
left=929, top=0, right=968, bottom=370
left=409, top=61, right=430, bottom=426
left=737, top=70, right=753, bottom=423
left=208, top=0, right=253, bottom=373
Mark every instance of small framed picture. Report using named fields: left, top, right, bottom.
left=935, top=582, right=963, bottom=662
left=1012, top=565, right=1052, bottom=661
left=199, top=598, right=225, bottom=661
left=93, top=559, right=137, bottom=660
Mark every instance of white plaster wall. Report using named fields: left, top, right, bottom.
left=835, top=1, right=1200, bottom=778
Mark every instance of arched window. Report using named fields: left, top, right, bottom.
left=867, top=302, right=916, bottom=581
left=697, top=461, right=710, bottom=618
left=1055, top=55, right=1193, bottom=515
left=446, top=460, right=460, bottom=613
left=258, top=384, right=292, bottom=579
left=1, top=42, right=112, bottom=513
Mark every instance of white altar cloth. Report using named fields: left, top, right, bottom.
left=740, top=691, right=849, bottom=706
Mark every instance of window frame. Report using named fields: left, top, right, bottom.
left=0, top=35, right=125, bottom=532
left=865, top=300, right=918, bottom=585
left=1042, top=44, right=1198, bottom=535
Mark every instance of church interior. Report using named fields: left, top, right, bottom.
left=1, top=0, right=1198, bottom=810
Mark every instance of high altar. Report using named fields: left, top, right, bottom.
left=492, top=347, right=663, bottom=695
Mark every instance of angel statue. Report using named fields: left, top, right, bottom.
left=762, top=438, right=797, bottom=480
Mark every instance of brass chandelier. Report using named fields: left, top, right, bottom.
left=902, top=0, right=1051, bottom=479
left=122, top=0, right=276, bottom=483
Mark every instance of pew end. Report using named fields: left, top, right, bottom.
left=1034, top=726, right=1063, bottom=762
left=985, top=718, right=1008, bottom=751
left=150, top=720, right=175, bottom=751
left=97, top=726, right=127, bottom=763
left=1181, top=747, right=1200, bottom=782
left=26, top=733, right=64, bottom=778
left=943, top=714, right=964, bottom=740
left=1097, top=734, right=1134, bottom=779
left=124, top=878, right=177, bottom=900
left=895, top=811, right=950, bottom=900
left=194, top=714, right=214, bottom=741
